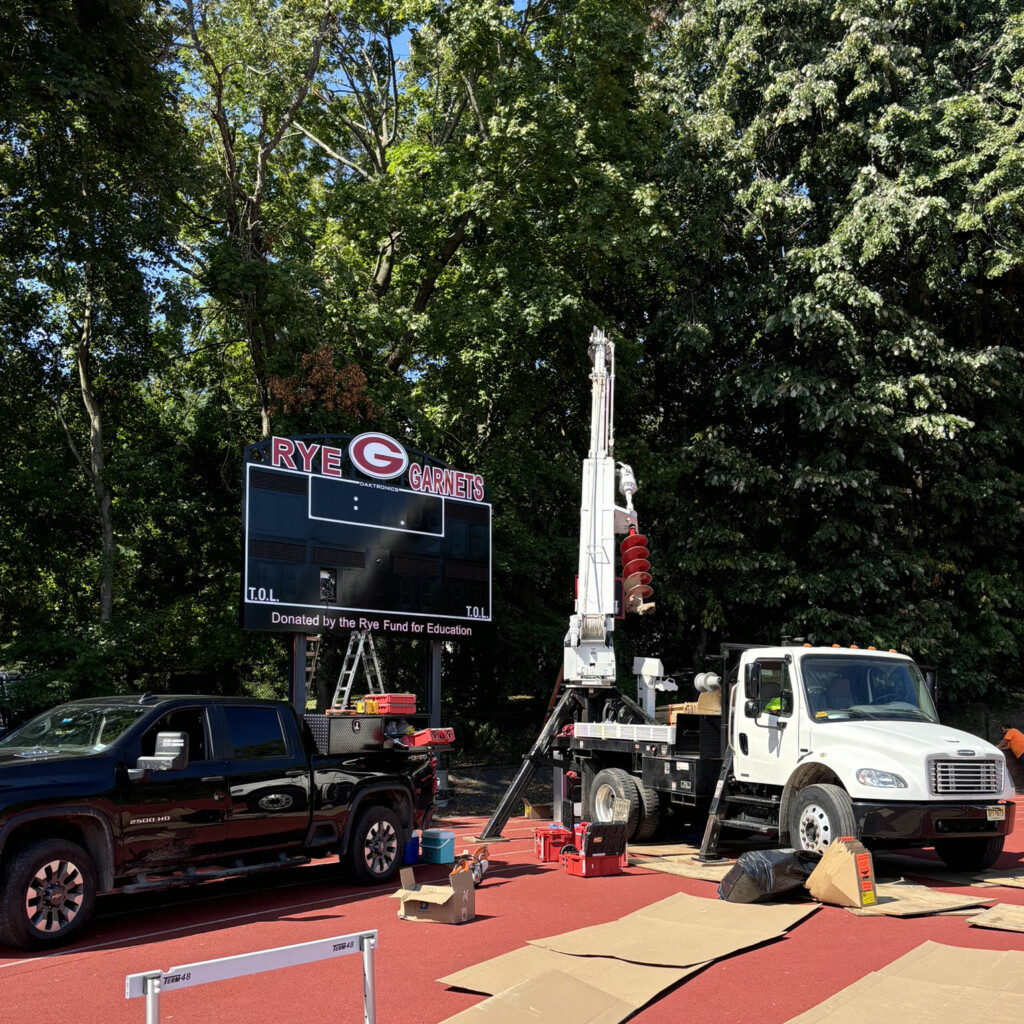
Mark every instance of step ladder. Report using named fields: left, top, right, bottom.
left=696, top=748, right=735, bottom=862
left=696, top=747, right=779, bottom=861
left=331, top=630, right=386, bottom=711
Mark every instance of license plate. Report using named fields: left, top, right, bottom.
left=986, top=805, right=1005, bottom=821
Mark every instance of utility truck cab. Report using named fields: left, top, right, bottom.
left=728, top=644, right=1015, bottom=868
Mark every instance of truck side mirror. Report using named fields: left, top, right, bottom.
left=744, top=699, right=762, bottom=720
left=922, top=667, right=938, bottom=700
left=745, top=662, right=762, bottom=701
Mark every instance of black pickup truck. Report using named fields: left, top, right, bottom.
left=0, top=694, right=437, bottom=950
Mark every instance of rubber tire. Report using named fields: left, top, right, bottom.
left=634, top=781, right=660, bottom=842
left=0, top=838, right=96, bottom=950
left=589, top=767, right=641, bottom=839
left=934, top=835, right=1004, bottom=871
left=344, top=805, right=403, bottom=886
left=789, top=784, right=857, bottom=854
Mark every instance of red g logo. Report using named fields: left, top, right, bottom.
left=348, top=432, right=409, bottom=480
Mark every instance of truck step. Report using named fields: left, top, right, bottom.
left=124, top=855, right=311, bottom=892
left=719, top=818, right=776, bottom=834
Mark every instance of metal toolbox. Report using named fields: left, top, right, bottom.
left=304, top=713, right=428, bottom=755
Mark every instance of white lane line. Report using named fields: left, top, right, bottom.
left=0, top=845, right=551, bottom=972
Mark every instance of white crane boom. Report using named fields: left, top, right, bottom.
left=563, top=329, right=650, bottom=684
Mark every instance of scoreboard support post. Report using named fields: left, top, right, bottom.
left=289, top=632, right=308, bottom=712
left=425, top=638, right=442, bottom=727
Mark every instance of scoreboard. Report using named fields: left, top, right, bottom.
left=242, top=434, right=492, bottom=637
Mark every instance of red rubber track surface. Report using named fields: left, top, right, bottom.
left=2, top=814, right=1022, bottom=1024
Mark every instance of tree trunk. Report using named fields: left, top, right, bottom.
left=75, top=291, right=115, bottom=622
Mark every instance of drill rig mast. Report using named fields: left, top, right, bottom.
left=478, top=329, right=658, bottom=839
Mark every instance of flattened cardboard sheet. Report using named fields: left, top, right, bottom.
left=529, top=891, right=815, bottom=967
left=968, top=904, right=1024, bottom=933
left=440, top=943, right=703, bottom=1002
left=785, top=941, right=1024, bottom=1023
left=845, top=880, right=994, bottom=918
left=438, top=969, right=635, bottom=1024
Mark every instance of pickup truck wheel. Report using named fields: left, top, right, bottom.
left=345, top=805, right=402, bottom=885
left=590, top=768, right=640, bottom=839
left=0, top=839, right=96, bottom=950
left=789, top=784, right=857, bottom=855
left=934, top=835, right=1004, bottom=871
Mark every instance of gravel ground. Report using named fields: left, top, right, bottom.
left=442, top=762, right=555, bottom=816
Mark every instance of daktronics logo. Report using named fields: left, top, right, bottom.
left=348, top=432, right=409, bottom=480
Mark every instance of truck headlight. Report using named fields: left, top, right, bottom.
left=856, top=769, right=908, bottom=788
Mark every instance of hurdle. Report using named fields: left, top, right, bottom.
left=125, top=929, right=377, bottom=1023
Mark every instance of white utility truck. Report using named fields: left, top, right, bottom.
left=481, top=329, right=1016, bottom=870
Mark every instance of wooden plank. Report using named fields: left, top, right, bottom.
left=846, top=880, right=995, bottom=917
left=968, top=904, right=1024, bottom=933
left=626, top=853, right=733, bottom=882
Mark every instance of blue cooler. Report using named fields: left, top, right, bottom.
left=402, top=832, right=420, bottom=865
left=420, top=828, right=456, bottom=864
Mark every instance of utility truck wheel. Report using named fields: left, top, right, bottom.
left=590, top=768, right=640, bottom=839
left=789, top=784, right=857, bottom=855
left=934, top=835, right=1004, bottom=871
left=634, top=781, right=660, bottom=842
left=0, top=838, right=96, bottom=950
left=345, top=805, right=402, bottom=885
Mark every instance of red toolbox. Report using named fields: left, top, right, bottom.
left=367, top=693, right=417, bottom=714
left=561, top=821, right=628, bottom=876
left=409, top=727, right=455, bottom=747
left=561, top=851, right=624, bottom=877
left=534, top=826, right=573, bottom=862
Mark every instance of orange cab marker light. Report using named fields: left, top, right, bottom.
left=831, top=644, right=841, bottom=649
left=850, top=644, right=859, bottom=649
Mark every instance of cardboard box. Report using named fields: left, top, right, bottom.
left=392, top=867, right=475, bottom=924
left=805, top=837, right=877, bottom=908
left=523, top=799, right=554, bottom=820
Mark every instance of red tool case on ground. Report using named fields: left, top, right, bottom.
left=534, top=826, right=573, bottom=862
left=561, top=822, right=628, bottom=877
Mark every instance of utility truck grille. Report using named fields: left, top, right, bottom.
left=929, top=758, right=1003, bottom=795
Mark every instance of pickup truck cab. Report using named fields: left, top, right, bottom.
left=0, top=694, right=436, bottom=950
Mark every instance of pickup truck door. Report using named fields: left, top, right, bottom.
left=733, top=658, right=800, bottom=788
left=121, top=706, right=230, bottom=870
left=218, top=704, right=310, bottom=854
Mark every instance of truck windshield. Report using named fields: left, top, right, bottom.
left=0, top=704, right=149, bottom=754
left=800, top=656, right=939, bottom=723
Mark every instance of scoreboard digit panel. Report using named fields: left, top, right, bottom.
left=241, top=436, right=492, bottom=634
